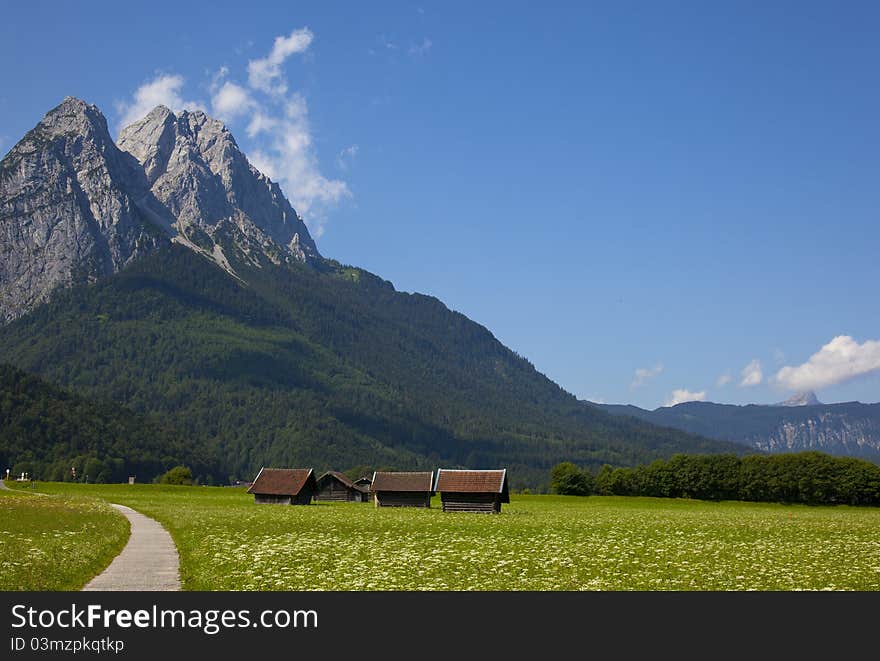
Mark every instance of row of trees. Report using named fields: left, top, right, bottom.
left=551, top=452, right=880, bottom=506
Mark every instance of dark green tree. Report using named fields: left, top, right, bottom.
left=550, top=462, right=594, bottom=495
left=590, top=452, right=880, bottom=505
left=158, top=465, right=193, bottom=485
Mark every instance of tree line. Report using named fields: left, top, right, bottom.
left=551, top=452, right=880, bottom=506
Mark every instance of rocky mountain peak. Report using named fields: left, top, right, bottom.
left=115, top=105, right=176, bottom=183
left=0, top=97, right=323, bottom=322
left=117, top=106, right=233, bottom=182
left=777, top=391, right=822, bottom=407
left=0, top=97, right=172, bottom=322
left=41, top=96, right=112, bottom=139
left=5, top=97, right=123, bottom=172
left=118, top=104, right=319, bottom=271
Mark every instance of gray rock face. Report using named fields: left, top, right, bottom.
left=0, top=98, right=320, bottom=321
left=118, top=106, right=319, bottom=272
left=599, top=399, right=880, bottom=460
left=776, top=391, right=822, bottom=407
left=0, top=97, right=173, bottom=322
left=752, top=409, right=880, bottom=457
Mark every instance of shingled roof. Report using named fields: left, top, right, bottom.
left=371, top=471, right=434, bottom=493
left=317, top=471, right=356, bottom=489
left=247, top=468, right=316, bottom=496
left=434, top=469, right=510, bottom=502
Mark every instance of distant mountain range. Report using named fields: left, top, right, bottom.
left=0, top=97, right=748, bottom=487
left=597, top=397, right=880, bottom=462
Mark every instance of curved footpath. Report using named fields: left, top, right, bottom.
left=0, top=478, right=47, bottom=495
left=2, top=481, right=181, bottom=590
left=82, top=504, right=181, bottom=591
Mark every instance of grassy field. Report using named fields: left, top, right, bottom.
left=0, top=485, right=129, bottom=590
left=6, top=480, right=880, bottom=591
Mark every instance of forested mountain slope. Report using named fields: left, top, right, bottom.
left=0, top=98, right=746, bottom=488
left=0, top=363, right=213, bottom=482
left=0, top=246, right=744, bottom=487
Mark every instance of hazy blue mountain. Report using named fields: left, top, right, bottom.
left=597, top=399, right=880, bottom=462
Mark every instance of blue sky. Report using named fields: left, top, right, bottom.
left=2, top=1, right=878, bottom=408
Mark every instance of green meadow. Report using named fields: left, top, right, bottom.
left=0, top=487, right=129, bottom=590
left=5, top=480, right=880, bottom=591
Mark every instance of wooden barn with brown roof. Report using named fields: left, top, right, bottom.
left=353, top=476, right=372, bottom=491
left=315, top=471, right=370, bottom=502
left=247, top=468, right=317, bottom=505
left=370, top=471, right=434, bottom=508
left=434, top=469, right=510, bottom=513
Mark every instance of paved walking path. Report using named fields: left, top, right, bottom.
left=83, top=504, right=181, bottom=591
left=0, top=479, right=47, bottom=495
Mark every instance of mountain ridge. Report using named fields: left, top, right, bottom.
left=597, top=398, right=880, bottom=461
left=0, top=97, right=174, bottom=322
left=0, top=97, right=320, bottom=322
left=0, top=97, right=753, bottom=487
left=118, top=104, right=319, bottom=272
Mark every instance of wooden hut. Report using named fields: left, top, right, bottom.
left=371, top=471, right=434, bottom=508
left=353, top=476, right=372, bottom=502
left=434, top=469, right=509, bottom=513
left=247, top=468, right=317, bottom=505
left=315, top=471, right=370, bottom=502
left=353, top=476, right=372, bottom=490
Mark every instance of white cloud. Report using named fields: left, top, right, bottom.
left=211, top=66, right=230, bottom=88
left=239, top=28, right=349, bottom=236
left=247, top=27, right=314, bottom=94
left=408, top=38, right=433, bottom=56
left=211, top=81, right=257, bottom=122
left=246, top=111, right=279, bottom=137
left=665, top=389, right=707, bottom=407
left=630, top=364, right=663, bottom=390
left=716, top=373, right=732, bottom=387
left=739, top=359, right=763, bottom=387
left=774, top=336, right=880, bottom=392
left=378, top=34, right=399, bottom=51
left=247, top=149, right=279, bottom=181
left=116, top=74, right=204, bottom=129
left=246, top=92, right=349, bottom=237
left=336, top=144, right=359, bottom=170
